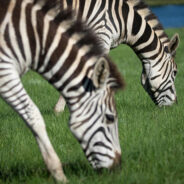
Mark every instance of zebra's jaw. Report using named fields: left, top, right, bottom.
left=68, top=97, right=122, bottom=170
left=141, top=75, right=177, bottom=107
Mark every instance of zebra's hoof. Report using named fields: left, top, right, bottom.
left=53, top=170, right=68, bottom=183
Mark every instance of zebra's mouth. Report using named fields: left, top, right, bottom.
left=156, top=96, right=177, bottom=107
left=142, top=77, right=177, bottom=107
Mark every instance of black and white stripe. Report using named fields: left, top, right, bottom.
left=54, top=0, right=179, bottom=113
left=0, top=0, right=124, bottom=182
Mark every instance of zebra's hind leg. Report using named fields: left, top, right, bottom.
left=54, top=96, right=66, bottom=114
left=0, top=71, right=67, bottom=183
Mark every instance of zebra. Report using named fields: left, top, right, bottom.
left=0, top=0, right=124, bottom=182
left=54, top=0, right=179, bottom=113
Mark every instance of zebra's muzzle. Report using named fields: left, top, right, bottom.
left=110, top=151, right=122, bottom=169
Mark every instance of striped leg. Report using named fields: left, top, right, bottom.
left=54, top=96, right=66, bottom=114
left=0, top=68, right=67, bottom=182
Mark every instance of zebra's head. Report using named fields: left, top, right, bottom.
left=69, top=56, right=124, bottom=170
left=141, top=34, right=179, bottom=106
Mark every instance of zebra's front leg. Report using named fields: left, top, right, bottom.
left=54, top=95, right=66, bottom=114
left=0, top=73, right=67, bottom=183
left=26, top=101, right=67, bottom=182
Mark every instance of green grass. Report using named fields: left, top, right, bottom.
left=0, top=28, right=184, bottom=184
left=146, top=0, right=184, bottom=6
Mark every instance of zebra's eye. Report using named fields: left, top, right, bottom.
left=105, top=114, right=115, bottom=123
left=173, top=70, right=177, bottom=77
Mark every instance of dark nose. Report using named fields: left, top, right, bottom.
left=111, top=152, right=122, bottom=169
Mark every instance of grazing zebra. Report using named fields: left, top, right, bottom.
left=54, top=0, right=179, bottom=113
left=0, top=0, right=124, bottom=182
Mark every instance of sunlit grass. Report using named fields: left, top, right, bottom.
left=0, top=28, right=184, bottom=184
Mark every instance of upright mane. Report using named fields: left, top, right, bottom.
left=32, top=0, right=104, bottom=59
left=31, top=0, right=124, bottom=89
left=127, top=0, right=170, bottom=46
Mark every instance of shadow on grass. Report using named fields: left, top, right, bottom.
left=0, top=160, right=122, bottom=182
left=63, top=160, right=122, bottom=178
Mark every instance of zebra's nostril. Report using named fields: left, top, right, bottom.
left=110, top=152, right=122, bottom=169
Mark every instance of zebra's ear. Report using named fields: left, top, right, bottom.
left=92, top=57, right=110, bottom=88
left=169, top=33, right=180, bottom=57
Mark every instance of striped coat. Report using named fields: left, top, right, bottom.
left=54, top=0, right=179, bottom=113
left=0, top=0, right=124, bottom=182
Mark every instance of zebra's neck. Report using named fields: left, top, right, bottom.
left=122, top=0, right=169, bottom=65
left=60, top=0, right=170, bottom=51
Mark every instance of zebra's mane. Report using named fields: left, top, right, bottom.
left=108, top=57, right=125, bottom=90
left=33, top=0, right=104, bottom=57
left=32, top=0, right=124, bottom=89
left=127, top=0, right=170, bottom=45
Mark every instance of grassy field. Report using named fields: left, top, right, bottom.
left=146, top=0, right=184, bottom=6
left=0, top=28, right=184, bottom=184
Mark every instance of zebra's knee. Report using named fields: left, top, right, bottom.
left=24, top=102, right=46, bottom=133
